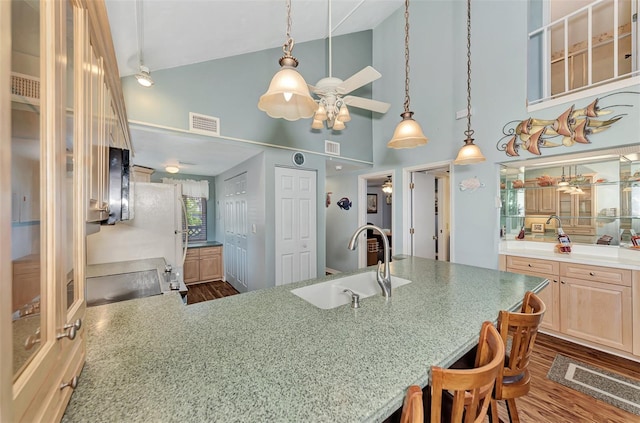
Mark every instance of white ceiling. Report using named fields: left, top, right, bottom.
left=105, top=0, right=403, bottom=177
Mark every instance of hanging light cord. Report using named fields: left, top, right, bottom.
left=465, top=0, right=474, bottom=139
left=283, top=0, right=295, bottom=56
left=135, top=0, right=145, bottom=67
left=403, top=0, right=411, bottom=113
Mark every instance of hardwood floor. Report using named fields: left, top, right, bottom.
left=493, top=333, right=640, bottom=423
left=186, top=280, right=239, bottom=305
left=184, top=283, right=639, bottom=422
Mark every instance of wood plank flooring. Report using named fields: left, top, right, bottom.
left=184, top=283, right=640, bottom=421
left=493, top=333, right=640, bottom=423
left=186, top=280, right=239, bottom=305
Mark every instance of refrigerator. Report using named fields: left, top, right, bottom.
left=87, top=182, right=188, bottom=268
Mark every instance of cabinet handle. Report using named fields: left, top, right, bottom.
left=64, top=318, right=82, bottom=332
left=60, top=376, right=78, bottom=391
left=553, top=279, right=558, bottom=283
left=589, top=272, right=595, bottom=276
left=57, top=319, right=82, bottom=341
left=561, top=280, right=566, bottom=284
left=24, top=328, right=41, bottom=350
left=528, top=264, right=532, bottom=267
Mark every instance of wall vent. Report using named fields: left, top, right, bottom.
left=189, top=112, right=220, bottom=136
left=11, top=72, right=40, bottom=103
left=325, top=140, right=340, bottom=156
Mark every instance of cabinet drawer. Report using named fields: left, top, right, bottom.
left=199, top=246, right=221, bottom=257
left=560, top=263, right=631, bottom=287
left=185, top=248, right=200, bottom=259
left=506, top=256, right=559, bottom=276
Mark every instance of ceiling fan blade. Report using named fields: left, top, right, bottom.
left=343, top=96, right=391, bottom=114
left=336, top=66, right=382, bottom=95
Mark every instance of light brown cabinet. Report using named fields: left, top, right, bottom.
left=557, top=177, right=595, bottom=235
left=184, top=246, right=223, bottom=284
left=502, top=255, right=635, bottom=356
left=524, top=181, right=556, bottom=215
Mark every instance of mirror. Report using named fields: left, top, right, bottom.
left=500, top=148, right=640, bottom=247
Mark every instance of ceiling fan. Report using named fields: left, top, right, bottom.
left=308, top=0, right=391, bottom=130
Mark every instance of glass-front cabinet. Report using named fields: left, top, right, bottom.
left=500, top=147, right=640, bottom=247
left=1, top=1, right=130, bottom=421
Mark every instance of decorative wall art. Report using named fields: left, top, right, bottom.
left=496, top=92, right=638, bottom=157
left=367, top=194, right=378, bottom=213
left=459, top=177, right=485, bottom=192
left=337, top=197, right=352, bottom=210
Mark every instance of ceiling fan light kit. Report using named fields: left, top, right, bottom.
left=309, top=0, right=390, bottom=131
left=387, top=0, right=428, bottom=149
left=258, top=0, right=317, bottom=121
left=454, top=0, right=486, bottom=165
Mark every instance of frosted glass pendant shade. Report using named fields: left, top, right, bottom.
left=332, top=119, right=345, bottom=130
left=258, top=63, right=317, bottom=121
left=311, top=119, right=324, bottom=129
left=387, top=112, right=428, bottom=149
left=337, top=105, right=351, bottom=122
left=454, top=138, right=486, bottom=165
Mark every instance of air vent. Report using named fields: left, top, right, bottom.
left=11, top=72, right=40, bottom=103
left=325, top=140, right=340, bottom=156
left=189, top=112, right=220, bottom=136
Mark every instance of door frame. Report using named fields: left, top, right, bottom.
left=402, top=161, right=455, bottom=263
left=357, top=169, right=395, bottom=268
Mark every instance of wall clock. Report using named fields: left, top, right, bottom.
left=292, top=152, right=305, bottom=166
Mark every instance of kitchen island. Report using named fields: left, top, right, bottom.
left=62, top=256, right=547, bottom=422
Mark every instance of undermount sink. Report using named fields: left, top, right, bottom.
left=290, top=272, right=412, bottom=309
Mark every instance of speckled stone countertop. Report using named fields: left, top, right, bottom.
left=62, top=257, right=547, bottom=423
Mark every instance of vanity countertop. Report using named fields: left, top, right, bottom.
left=63, top=256, right=546, bottom=423
left=500, top=240, right=640, bottom=270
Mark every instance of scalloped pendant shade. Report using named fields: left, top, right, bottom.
left=387, top=112, right=428, bottom=149
left=258, top=66, right=318, bottom=121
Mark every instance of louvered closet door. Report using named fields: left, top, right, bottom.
left=275, top=167, right=317, bottom=285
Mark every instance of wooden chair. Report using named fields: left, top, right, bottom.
left=490, top=291, right=546, bottom=423
left=399, top=385, right=423, bottom=423
left=430, top=321, right=505, bottom=423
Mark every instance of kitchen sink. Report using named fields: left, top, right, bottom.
left=290, top=272, right=412, bottom=309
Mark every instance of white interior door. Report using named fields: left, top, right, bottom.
left=411, top=172, right=436, bottom=259
left=275, top=167, right=317, bottom=285
left=224, top=173, right=248, bottom=290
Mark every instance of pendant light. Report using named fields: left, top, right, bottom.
left=387, top=0, right=428, bottom=149
left=258, top=0, right=317, bottom=121
left=454, top=0, right=486, bottom=165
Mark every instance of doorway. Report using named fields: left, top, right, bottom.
left=403, top=162, right=452, bottom=261
left=356, top=170, right=395, bottom=268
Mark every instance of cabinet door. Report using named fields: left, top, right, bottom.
left=538, top=186, right=556, bottom=214
left=560, top=277, right=632, bottom=352
left=183, top=257, right=200, bottom=283
left=506, top=257, right=560, bottom=331
left=524, top=182, right=538, bottom=214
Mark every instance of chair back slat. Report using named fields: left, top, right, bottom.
left=431, top=321, right=505, bottom=423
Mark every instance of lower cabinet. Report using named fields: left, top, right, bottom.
left=502, top=255, right=635, bottom=355
left=184, top=246, right=223, bottom=284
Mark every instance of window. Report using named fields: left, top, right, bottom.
left=528, top=0, right=638, bottom=107
left=184, top=196, right=206, bottom=243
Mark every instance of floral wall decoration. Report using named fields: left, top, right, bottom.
left=496, top=92, right=638, bottom=157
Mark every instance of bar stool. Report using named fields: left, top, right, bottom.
left=490, top=291, right=546, bottom=423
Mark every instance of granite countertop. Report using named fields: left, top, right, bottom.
left=187, top=240, right=223, bottom=248
left=500, top=240, right=640, bottom=270
left=62, top=257, right=547, bottom=423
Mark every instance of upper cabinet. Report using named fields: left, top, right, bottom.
left=500, top=147, right=640, bottom=246
left=1, top=1, right=130, bottom=421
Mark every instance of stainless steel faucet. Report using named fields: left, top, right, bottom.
left=347, top=224, right=392, bottom=298
left=546, top=215, right=564, bottom=234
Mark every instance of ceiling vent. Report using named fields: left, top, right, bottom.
left=325, top=140, right=340, bottom=156
left=11, top=72, right=40, bottom=104
left=189, top=112, right=220, bottom=136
